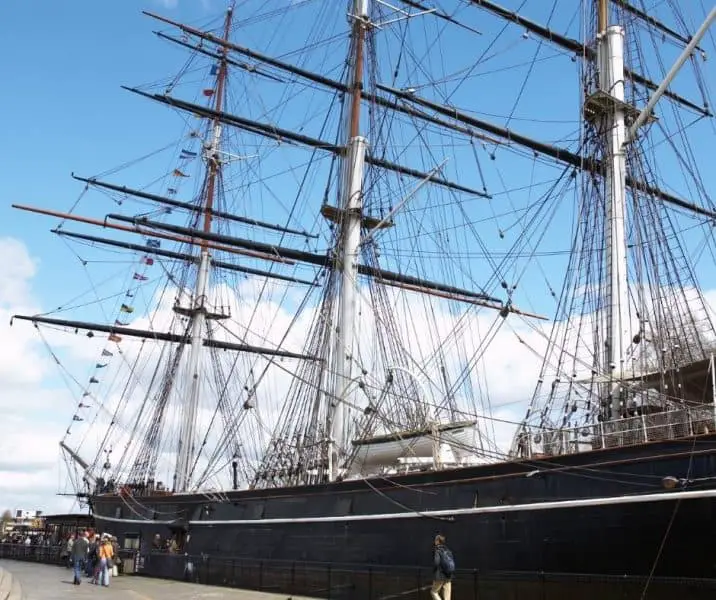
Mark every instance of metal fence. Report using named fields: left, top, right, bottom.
left=524, top=405, right=716, bottom=457
left=2, top=542, right=716, bottom=599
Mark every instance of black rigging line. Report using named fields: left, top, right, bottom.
left=377, top=84, right=713, bottom=218
left=615, top=0, right=705, bottom=50
left=53, top=229, right=319, bottom=287
left=72, top=174, right=316, bottom=239
left=12, top=314, right=319, bottom=361
left=398, top=0, right=482, bottom=35
left=465, top=0, right=709, bottom=116
left=105, top=212, right=503, bottom=303
left=123, top=86, right=489, bottom=198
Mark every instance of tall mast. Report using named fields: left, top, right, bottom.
left=174, top=6, right=233, bottom=493
left=596, top=0, right=629, bottom=419
left=328, top=0, right=369, bottom=482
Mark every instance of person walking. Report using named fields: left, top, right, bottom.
left=70, top=531, right=89, bottom=585
left=98, top=535, right=115, bottom=587
left=61, top=533, right=74, bottom=568
left=110, top=536, right=120, bottom=577
left=430, top=534, right=455, bottom=600
left=88, top=534, right=100, bottom=582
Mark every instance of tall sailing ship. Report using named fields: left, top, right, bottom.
left=11, top=0, right=716, bottom=595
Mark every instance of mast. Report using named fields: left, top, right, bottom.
left=595, top=0, right=629, bottom=420
left=174, top=6, right=233, bottom=493
left=328, top=0, right=369, bottom=482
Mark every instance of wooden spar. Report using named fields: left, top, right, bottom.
left=348, top=10, right=365, bottom=140
left=141, top=32, right=708, bottom=211
left=124, top=86, right=490, bottom=198
left=144, top=9, right=195, bottom=28
left=145, top=5, right=708, bottom=118
left=53, top=229, right=318, bottom=286
left=465, top=0, right=708, bottom=116
left=379, top=279, right=548, bottom=320
left=378, top=84, right=714, bottom=218
left=11, top=203, right=294, bottom=265
left=611, top=0, right=705, bottom=51
left=598, top=0, right=608, bottom=33
left=131, top=25, right=706, bottom=213
left=398, top=0, right=482, bottom=34
left=72, top=173, right=317, bottom=238
left=11, top=314, right=320, bottom=361
left=156, top=30, right=506, bottom=150
left=200, top=9, right=232, bottom=243
left=104, top=212, right=513, bottom=304
left=21, top=204, right=545, bottom=314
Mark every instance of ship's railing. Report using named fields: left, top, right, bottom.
left=524, top=405, right=716, bottom=457
left=1, top=544, right=716, bottom=599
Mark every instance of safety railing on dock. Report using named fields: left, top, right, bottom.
left=2, top=542, right=716, bottom=599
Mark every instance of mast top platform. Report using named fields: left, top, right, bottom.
left=583, top=90, right=652, bottom=126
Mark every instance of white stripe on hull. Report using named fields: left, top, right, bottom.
left=93, top=486, right=716, bottom=526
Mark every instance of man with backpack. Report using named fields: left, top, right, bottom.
left=431, top=534, right=454, bottom=600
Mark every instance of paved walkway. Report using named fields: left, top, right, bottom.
left=0, top=560, right=318, bottom=600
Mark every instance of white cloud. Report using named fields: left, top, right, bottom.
left=0, top=238, right=79, bottom=515
left=0, top=238, right=37, bottom=347
left=0, top=233, right=548, bottom=507
left=16, top=232, right=715, bottom=508
left=0, top=238, right=36, bottom=306
left=102, top=279, right=544, bottom=485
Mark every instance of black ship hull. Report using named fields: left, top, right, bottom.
left=92, top=435, right=716, bottom=597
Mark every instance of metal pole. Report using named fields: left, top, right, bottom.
left=328, top=0, right=370, bottom=482
left=598, top=23, right=630, bottom=419
left=711, top=353, right=716, bottom=427
left=175, top=7, right=233, bottom=492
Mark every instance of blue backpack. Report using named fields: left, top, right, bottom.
left=438, top=546, right=455, bottom=576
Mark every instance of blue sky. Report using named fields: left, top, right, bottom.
left=0, top=0, right=713, bottom=310
left=0, top=0, right=239, bottom=513
left=0, top=0, right=714, bottom=513
left=0, top=0, right=222, bottom=297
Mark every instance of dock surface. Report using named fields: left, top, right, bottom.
left=0, top=559, right=318, bottom=600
